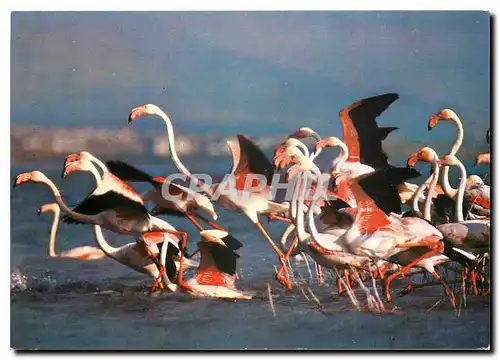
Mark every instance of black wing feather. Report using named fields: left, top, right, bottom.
left=358, top=166, right=421, bottom=215
left=106, top=161, right=160, bottom=189
left=348, top=93, right=399, bottom=170
left=165, top=242, right=179, bottom=282
left=62, top=191, right=150, bottom=224
left=210, top=243, right=239, bottom=275
left=222, top=234, right=243, bottom=251
left=236, top=134, right=275, bottom=186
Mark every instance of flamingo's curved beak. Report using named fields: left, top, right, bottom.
left=210, top=211, right=218, bottom=221
left=63, top=162, right=80, bottom=178
left=13, top=173, right=31, bottom=188
left=428, top=115, right=440, bottom=131
left=407, top=154, right=418, bottom=168
left=200, top=230, right=228, bottom=247
left=475, top=153, right=490, bottom=167
left=128, top=106, right=147, bottom=123
left=314, top=139, right=327, bottom=153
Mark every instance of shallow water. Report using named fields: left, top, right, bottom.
left=11, top=158, right=490, bottom=350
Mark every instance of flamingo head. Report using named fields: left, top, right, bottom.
left=437, top=154, right=459, bottom=167
left=407, top=147, right=437, bottom=167
left=200, top=229, right=229, bottom=247
left=62, top=151, right=94, bottom=177
left=466, top=175, right=484, bottom=187
left=314, top=136, right=343, bottom=153
left=289, top=127, right=320, bottom=140
left=475, top=153, right=490, bottom=167
left=38, top=203, right=59, bottom=215
left=194, top=193, right=218, bottom=221
left=63, top=159, right=95, bottom=178
left=14, top=171, right=50, bottom=188
left=428, top=109, right=459, bottom=130
left=275, top=147, right=305, bottom=171
left=128, top=104, right=162, bottom=122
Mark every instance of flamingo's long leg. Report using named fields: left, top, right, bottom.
left=383, top=247, right=442, bottom=302
left=276, top=235, right=298, bottom=282
left=255, top=221, right=292, bottom=289
left=195, top=214, right=227, bottom=231
left=317, top=264, right=324, bottom=285
left=336, top=275, right=344, bottom=296
left=142, top=240, right=165, bottom=293
left=268, top=214, right=293, bottom=223
left=430, top=271, right=456, bottom=309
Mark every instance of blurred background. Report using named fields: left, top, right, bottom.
left=11, top=11, right=490, bottom=172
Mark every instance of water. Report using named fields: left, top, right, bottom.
left=10, top=157, right=490, bottom=350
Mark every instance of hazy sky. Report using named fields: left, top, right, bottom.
left=11, top=11, right=490, bottom=157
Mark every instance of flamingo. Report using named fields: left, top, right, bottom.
left=180, top=229, right=251, bottom=299
left=13, top=168, right=189, bottom=292
left=104, top=160, right=221, bottom=231
left=406, top=147, right=443, bottom=221
left=314, top=93, right=419, bottom=206
left=62, top=151, right=143, bottom=205
left=406, top=154, right=490, bottom=296
left=38, top=203, right=197, bottom=292
left=128, top=104, right=295, bottom=288
left=434, top=155, right=490, bottom=251
left=428, top=109, right=489, bottom=218
left=273, top=127, right=323, bottom=162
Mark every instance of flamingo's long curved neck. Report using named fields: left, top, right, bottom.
left=156, top=109, right=204, bottom=188
left=332, top=140, right=349, bottom=171
left=93, top=225, right=119, bottom=257
left=412, top=178, right=429, bottom=216
left=297, top=173, right=314, bottom=242
left=423, top=156, right=440, bottom=221
left=441, top=116, right=463, bottom=198
left=307, top=134, right=322, bottom=160
left=41, top=177, right=92, bottom=225
left=89, top=155, right=108, bottom=175
left=453, top=159, right=467, bottom=223
left=294, top=173, right=310, bottom=243
left=294, top=141, right=310, bottom=158
left=48, top=207, right=61, bottom=257
left=306, top=189, right=335, bottom=250
left=83, top=156, right=130, bottom=260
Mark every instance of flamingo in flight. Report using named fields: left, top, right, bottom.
left=38, top=203, right=197, bottom=292
left=128, top=104, right=295, bottom=288
left=14, top=165, right=189, bottom=292
left=103, top=160, right=238, bottom=237
left=314, top=93, right=417, bottom=207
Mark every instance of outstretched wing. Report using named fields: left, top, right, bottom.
left=339, top=93, right=399, bottom=170
left=231, top=134, right=275, bottom=189
left=357, top=166, right=421, bottom=215
left=62, top=191, right=149, bottom=224
left=106, top=160, right=161, bottom=189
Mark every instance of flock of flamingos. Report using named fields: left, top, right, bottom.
left=13, top=93, right=490, bottom=311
